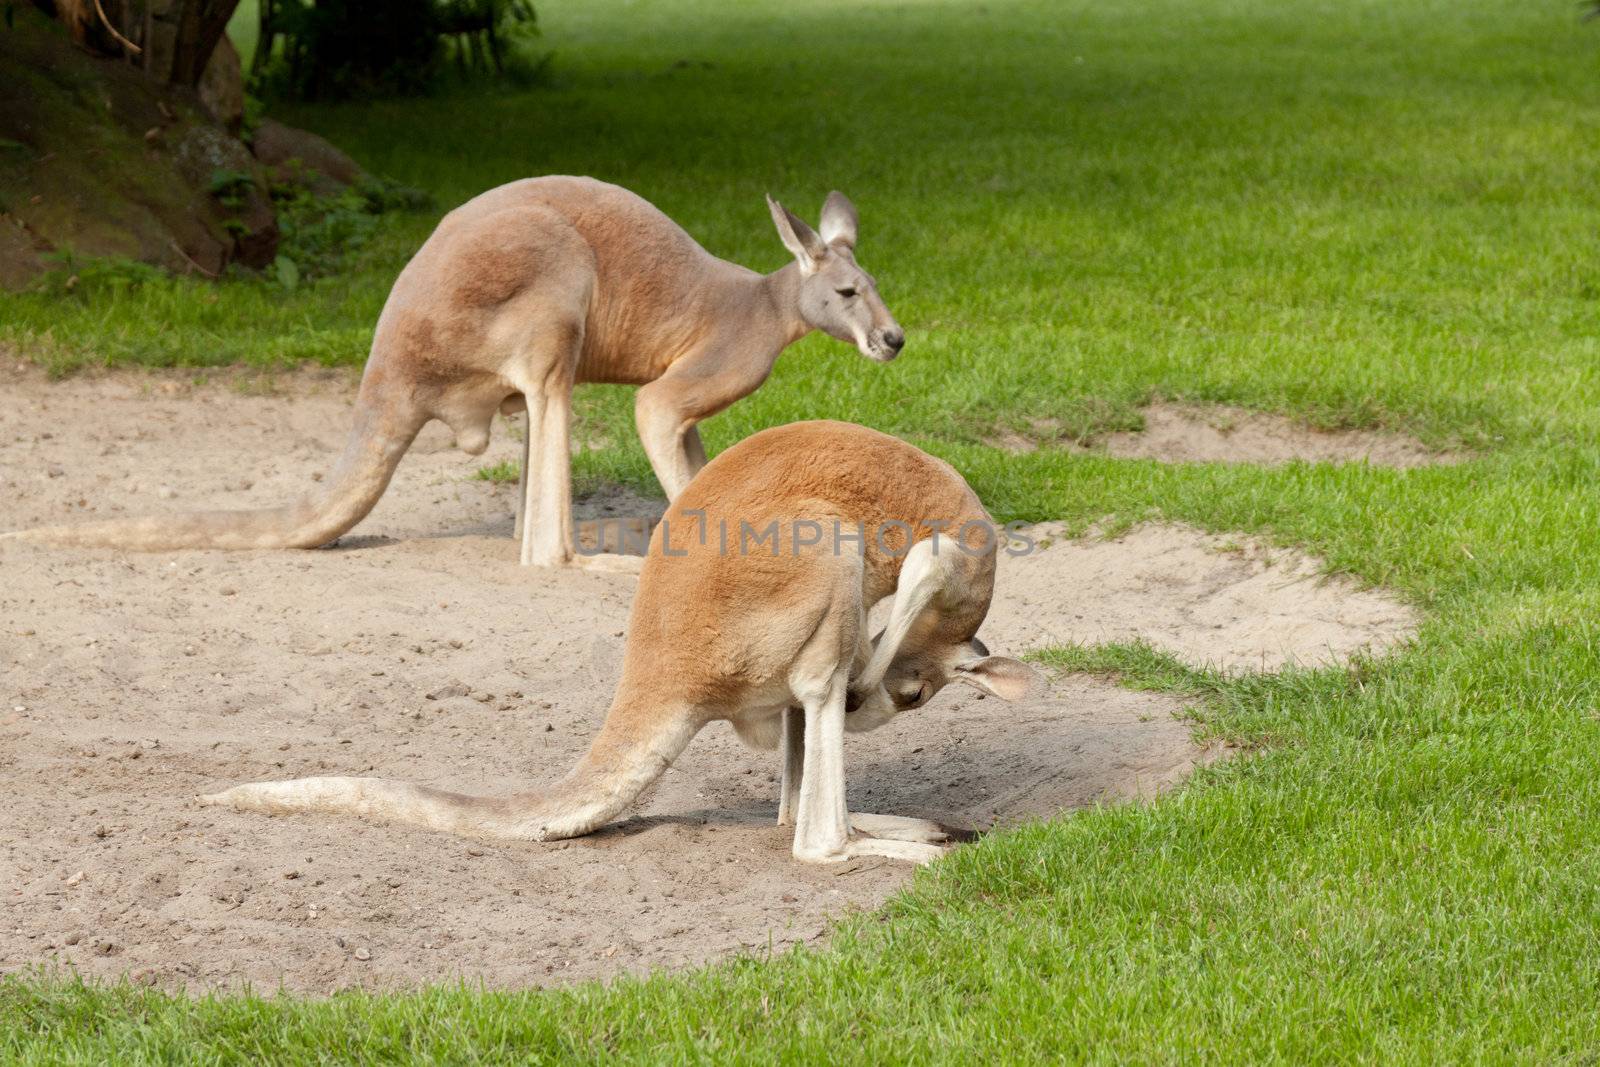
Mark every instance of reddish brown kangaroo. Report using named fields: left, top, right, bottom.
left=5, top=179, right=904, bottom=566
left=200, top=422, right=1039, bottom=864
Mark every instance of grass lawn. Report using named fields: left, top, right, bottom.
left=6, top=0, right=1600, bottom=1060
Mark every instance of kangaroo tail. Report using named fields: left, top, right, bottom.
left=1, top=383, right=425, bottom=552
left=197, top=705, right=700, bottom=842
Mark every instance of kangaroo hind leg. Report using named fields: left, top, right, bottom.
left=511, top=319, right=582, bottom=567
left=514, top=420, right=531, bottom=541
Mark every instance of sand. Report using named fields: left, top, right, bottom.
left=994, top=402, right=1459, bottom=468
left=0, top=367, right=1412, bottom=992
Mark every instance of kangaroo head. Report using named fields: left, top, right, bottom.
left=767, top=191, right=905, bottom=362
left=847, top=634, right=1040, bottom=732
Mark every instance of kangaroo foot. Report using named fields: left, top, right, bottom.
left=849, top=812, right=950, bottom=845
left=847, top=837, right=947, bottom=865
left=571, top=552, right=646, bottom=575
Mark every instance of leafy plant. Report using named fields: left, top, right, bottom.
left=32, top=251, right=163, bottom=299
left=253, top=0, right=446, bottom=100
left=263, top=173, right=429, bottom=287
left=239, top=94, right=267, bottom=145
left=272, top=253, right=301, bottom=291
left=437, top=0, right=539, bottom=73
left=268, top=186, right=377, bottom=281
left=251, top=0, right=543, bottom=100
left=208, top=170, right=260, bottom=221
left=354, top=174, right=435, bottom=214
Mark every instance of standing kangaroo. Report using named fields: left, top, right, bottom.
left=200, top=422, right=1040, bottom=864
left=3, top=178, right=905, bottom=566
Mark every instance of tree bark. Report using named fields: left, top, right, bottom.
left=168, top=0, right=239, bottom=85
left=63, top=0, right=241, bottom=86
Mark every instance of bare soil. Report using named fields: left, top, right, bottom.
left=989, top=523, right=1417, bottom=672
left=994, top=402, right=1460, bottom=468
left=0, top=368, right=1412, bottom=993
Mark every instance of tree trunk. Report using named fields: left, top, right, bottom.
left=168, top=0, right=240, bottom=85
left=60, top=0, right=241, bottom=87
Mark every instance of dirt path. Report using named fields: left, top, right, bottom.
left=0, top=368, right=1410, bottom=992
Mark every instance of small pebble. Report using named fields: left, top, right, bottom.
left=353, top=947, right=371, bottom=961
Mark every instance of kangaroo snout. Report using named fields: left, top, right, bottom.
left=870, top=326, right=906, bottom=362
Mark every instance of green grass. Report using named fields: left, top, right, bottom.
left=6, top=0, right=1600, bottom=1061
left=474, top=459, right=521, bottom=485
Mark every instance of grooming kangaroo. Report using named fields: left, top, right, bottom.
left=4, top=179, right=904, bottom=566
left=200, top=422, right=1040, bottom=864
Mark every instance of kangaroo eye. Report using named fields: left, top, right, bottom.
left=836, top=287, right=857, bottom=298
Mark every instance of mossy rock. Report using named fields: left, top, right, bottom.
left=0, top=8, right=279, bottom=288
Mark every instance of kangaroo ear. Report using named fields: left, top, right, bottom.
left=767, top=194, right=827, bottom=275
left=818, top=191, right=858, bottom=250
left=953, top=655, right=1041, bottom=701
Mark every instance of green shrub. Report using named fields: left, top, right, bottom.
left=253, top=0, right=541, bottom=101
left=32, top=252, right=165, bottom=299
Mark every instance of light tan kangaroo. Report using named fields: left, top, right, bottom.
left=3, top=178, right=904, bottom=567
left=199, top=421, right=1040, bottom=864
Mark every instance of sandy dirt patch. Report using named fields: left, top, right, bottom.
left=990, top=524, right=1417, bottom=672
left=0, top=368, right=1409, bottom=993
left=995, top=402, right=1459, bottom=468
